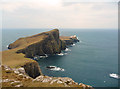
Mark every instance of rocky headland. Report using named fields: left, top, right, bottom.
left=1, top=29, right=93, bottom=88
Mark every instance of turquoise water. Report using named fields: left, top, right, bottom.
left=2, top=29, right=118, bottom=87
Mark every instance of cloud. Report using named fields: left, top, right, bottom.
left=1, top=0, right=118, bottom=29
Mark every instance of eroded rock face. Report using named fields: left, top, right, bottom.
left=60, top=35, right=79, bottom=46
left=33, top=75, right=93, bottom=88
left=8, top=29, right=66, bottom=58
left=23, top=62, right=42, bottom=78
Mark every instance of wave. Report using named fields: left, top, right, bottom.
left=6, top=45, right=8, bottom=48
left=46, top=66, right=65, bottom=71
left=57, top=53, right=67, bottom=56
left=109, top=73, right=120, bottom=79
left=77, top=37, right=79, bottom=40
left=57, top=53, right=64, bottom=56
left=72, top=44, right=75, bottom=46
left=33, top=54, right=48, bottom=60
left=65, top=48, right=71, bottom=52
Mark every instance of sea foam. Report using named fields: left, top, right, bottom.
left=57, top=52, right=68, bottom=56
left=109, top=73, right=120, bottom=79
left=65, top=48, right=71, bottom=52
left=47, top=66, right=65, bottom=71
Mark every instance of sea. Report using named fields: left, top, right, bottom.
left=2, top=28, right=118, bottom=87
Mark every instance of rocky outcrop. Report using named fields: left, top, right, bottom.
left=8, top=29, right=67, bottom=58
left=60, top=35, right=79, bottom=46
left=2, top=65, right=93, bottom=88
left=8, top=29, right=79, bottom=58
left=23, top=62, right=42, bottom=78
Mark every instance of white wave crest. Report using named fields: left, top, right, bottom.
left=109, top=73, right=120, bottom=79
left=77, top=37, right=79, bottom=39
left=47, top=66, right=65, bottom=71
left=72, top=44, right=75, bottom=46
left=57, top=53, right=64, bottom=56
left=34, top=54, right=48, bottom=60
left=57, top=53, right=68, bottom=56
left=65, top=48, right=71, bottom=51
left=6, top=45, right=8, bottom=48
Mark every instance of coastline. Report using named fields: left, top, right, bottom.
left=1, top=29, right=93, bottom=88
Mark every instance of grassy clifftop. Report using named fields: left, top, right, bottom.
left=8, top=29, right=66, bottom=58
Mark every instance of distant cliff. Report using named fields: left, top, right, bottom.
left=60, top=35, right=79, bottom=45
left=8, top=29, right=79, bottom=58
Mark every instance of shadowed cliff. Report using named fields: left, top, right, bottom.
left=8, top=29, right=66, bottom=58
left=8, top=29, right=79, bottom=58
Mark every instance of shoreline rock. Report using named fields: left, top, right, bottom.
left=1, top=65, right=93, bottom=88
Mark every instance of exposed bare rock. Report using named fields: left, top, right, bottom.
left=8, top=29, right=66, bottom=58
left=23, top=62, right=42, bottom=78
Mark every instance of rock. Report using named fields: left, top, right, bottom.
left=79, top=83, right=93, bottom=89
left=10, top=81, right=22, bottom=86
left=18, top=67, right=25, bottom=74
left=50, top=79, right=58, bottom=84
left=2, top=79, right=14, bottom=83
left=10, top=81, right=21, bottom=85
left=2, top=79, right=10, bottom=83
left=64, top=83, right=69, bottom=87
left=33, top=75, right=53, bottom=83
left=18, top=74, right=24, bottom=78
left=57, top=80, right=63, bottom=84
left=60, top=36, right=79, bottom=46
left=14, top=70, right=20, bottom=74
left=33, top=75, right=44, bottom=82
left=42, top=78, right=51, bottom=83
left=15, top=83, right=23, bottom=87
left=23, top=62, right=42, bottom=78
left=8, top=29, right=66, bottom=58
left=5, top=69, right=13, bottom=73
left=2, top=65, right=13, bottom=73
left=58, top=77, right=73, bottom=83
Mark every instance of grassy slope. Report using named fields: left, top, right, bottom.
left=2, top=48, right=36, bottom=68
left=2, top=29, right=58, bottom=68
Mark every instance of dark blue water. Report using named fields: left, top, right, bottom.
left=2, top=29, right=118, bottom=87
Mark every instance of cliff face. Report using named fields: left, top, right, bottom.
left=6, top=29, right=79, bottom=79
left=60, top=36, right=79, bottom=46
left=23, top=62, right=42, bottom=78
left=8, top=29, right=66, bottom=58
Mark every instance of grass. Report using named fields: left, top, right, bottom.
left=2, top=48, right=35, bottom=68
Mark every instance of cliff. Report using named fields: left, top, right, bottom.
left=3, top=29, right=79, bottom=79
left=2, top=65, right=93, bottom=88
left=1, top=29, right=93, bottom=88
left=8, top=29, right=66, bottom=58
left=60, top=35, right=79, bottom=45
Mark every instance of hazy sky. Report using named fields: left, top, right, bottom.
left=1, top=0, right=118, bottom=29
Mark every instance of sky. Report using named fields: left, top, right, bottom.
left=0, top=0, right=119, bottom=29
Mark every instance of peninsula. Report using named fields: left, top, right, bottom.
left=1, top=29, right=93, bottom=88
